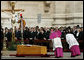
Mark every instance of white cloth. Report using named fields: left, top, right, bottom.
left=66, top=34, right=79, bottom=49
left=52, top=37, right=63, bottom=51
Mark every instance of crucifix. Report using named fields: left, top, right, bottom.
left=1, top=1, right=24, bottom=46
left=2, top=1, right=24, bottom=14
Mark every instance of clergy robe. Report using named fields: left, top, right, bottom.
left=49, top=30, right=63, bottom=57
left=66, top=34, right=79, bottom=49
left=66, top=33, right=81, bottom=56
left=49, top=30, right=63, bottom=50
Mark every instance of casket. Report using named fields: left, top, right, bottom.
left=17, top=45, right=47, bottom=55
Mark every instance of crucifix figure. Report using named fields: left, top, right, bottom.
left=1, top=1, right=25, bottom=45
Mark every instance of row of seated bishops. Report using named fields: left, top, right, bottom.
left=1, top=25, right=83, bottom=51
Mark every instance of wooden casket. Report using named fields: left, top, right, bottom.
left=17, top=45, right=47, bottom=55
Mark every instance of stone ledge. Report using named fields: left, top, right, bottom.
left=1, top=51, right=17, bottom=56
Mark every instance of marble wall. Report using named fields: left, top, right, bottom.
left=52, top=1, right=83, bottom=27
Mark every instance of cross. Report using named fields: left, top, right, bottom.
left=1, top=1, right=24, bottom=42
left=1, top=1, right=24, bottom=14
